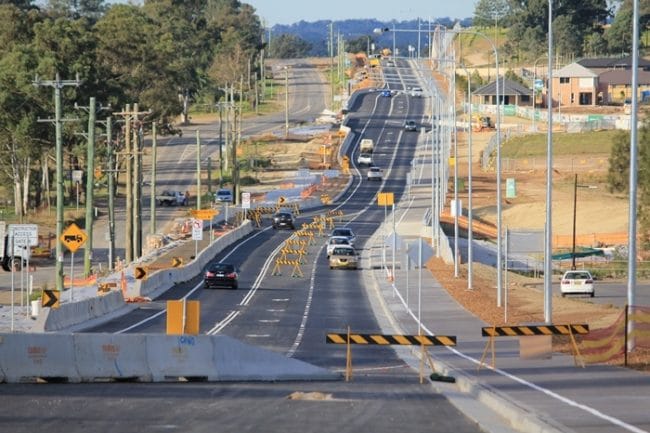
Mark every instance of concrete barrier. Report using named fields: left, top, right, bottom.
left=0, top=333, right=78, bottom=382
left=0, top=332, right=338, bottom=383
left=74, top=333, right=150, bottom=381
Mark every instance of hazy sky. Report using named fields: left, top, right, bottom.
left=244, top=0, right=476, bottom=26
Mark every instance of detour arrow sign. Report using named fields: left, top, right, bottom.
left=42, top=289, right=60, bottom=308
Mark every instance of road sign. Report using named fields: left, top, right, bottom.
left=191, top=219, right=203, bottom=241
left=241, top=192, right=251, bottom=209
left=278, top=196, right=286, bottom=205
left=41, top=289, right=60, bottom=308
left=377, top=192, right=394, bottom=206
left=190, top=209, right=218, bottom=220
left=72, top=169, right=83, bottom=183
left=135, top=266, right=147, bottom=280
left=171, top=257, right=183, bottom=267
left=8, top=224, right=38, bottom=247
left=60, top=223, right=87, bottom=253
left=534, top=78, right=544, bottom=90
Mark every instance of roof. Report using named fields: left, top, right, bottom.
left=577, top=56, right=650, bottom=69
left=554, top=63, right=598, bottom=78
left=473, top=77, right=531, bottom=96
left=599, top=69, right=650, bottom=86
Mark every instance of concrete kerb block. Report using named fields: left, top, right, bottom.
left=146, top=334, right=219, bottom=381
left=0, top=333, right=78, bottom=383
left=212, top=334, right=339, bottom=381
left=74, top=333, right=151, bottom=382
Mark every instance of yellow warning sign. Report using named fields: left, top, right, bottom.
left=42, top=289, right=60, bottom=309
left=190, top=209, right=218, bottom=220
left=60, top=223, right=88, bottom=253
left=377, top=192, right=394, bottom=207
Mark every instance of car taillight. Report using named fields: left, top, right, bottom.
left=205, top=271, right=214, bottom=277
left=586, top=279, right=593, bottom=284
left=561, top=280, right=569, bottom=285
left=226, top=272, right=237, bottom=279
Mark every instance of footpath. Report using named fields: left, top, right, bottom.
left=362, top=132, right=650, bottom=433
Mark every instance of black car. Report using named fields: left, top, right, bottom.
left=204, top=263, right=238, bottom=289
left=272, top=211, right=295, bottom=230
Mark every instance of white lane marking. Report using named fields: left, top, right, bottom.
left=114, top=227, right=272, bottom=334
left=272, top=298, right=289, bottom=302
left=207, top=310, right=239, bottom=335
left=286, top=244, right=322, bottom=357
left=239, top=237, right=287, bottom=306
left=259, top=319, right=280, bottom=323
left=246, top=334, right=270, bottom=338
left=266, top=309, right=285, bottom=313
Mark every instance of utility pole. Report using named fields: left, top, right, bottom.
left=114, top=104, right=149, bottom=262
left=34, top=73, right=81, bottom=293
left=150, top=122, right=157, bottom=235
left=83, top=97, right=96, bottom=277
left=196, top=130, right=201, bottom=209
left=106, top=117, right=115, bottom=270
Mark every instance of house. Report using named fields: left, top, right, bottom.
left=598, top=69, right=650, bottom=104
left=550, top=63, right=598, bottom=107
left=577, top=55, right=650, bottom=75
left=472, top=77, right=532, bottom=107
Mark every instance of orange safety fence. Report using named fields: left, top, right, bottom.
left=579, top=305, right=650, bottom=365
left=63, top=274, right=97, bottom=286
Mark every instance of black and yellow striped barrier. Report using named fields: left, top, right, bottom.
left=479, top=323, right=589, bottom=370
left=481, top=324, right=589, bottom=337
left=326, top=333, right=456, bottom=346
left=327, top=329, right=457, bottom=383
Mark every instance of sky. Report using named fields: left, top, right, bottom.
left=244, top=0, right=477, bottom=26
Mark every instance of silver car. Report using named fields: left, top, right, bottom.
left=328, top=245, right=359, bottom=270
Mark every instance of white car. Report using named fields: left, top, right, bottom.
left=329, top=227, right=356, bottom=246
left=326, top=236, right=352, bottom=257
left=410, top=86, right=423, bottom=97
left=560, top=270, right=595, bottom=297
left=367, top=166, right=383, bottom=181
left=357, top=153, right=373, bottom=166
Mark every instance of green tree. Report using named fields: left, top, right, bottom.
left=346, top=36, right=372, bottom=54
left=607, top=130, right=631, bottom=193
left=473, top=0, right=511, bottom=28
left=267, top=33, right=311, bottom=58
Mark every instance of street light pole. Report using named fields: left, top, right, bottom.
left=544, top=0, right=554, bottom=324
left=532, top=55, right=548, bottom=133
left=461, top=64, right=474, bottom=289
left=284, top=66, right=289, bottom=136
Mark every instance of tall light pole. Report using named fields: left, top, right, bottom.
left=544, top=0, right=554, bottom=324
left=284, top=66, right=289, bottom=136
left=461, top=64, right=474, bottom=289
left=627, top=0, right=640, bottom=351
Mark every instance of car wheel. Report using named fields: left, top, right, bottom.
left=329, top=266, right=333, bottom=270
left=590, top=292, right=595, bottom=298
left=232, top=284, right=238, bottom=290
left=290, top=225, right=295, bottom=230
left=561, top=293, right=566, bottom=297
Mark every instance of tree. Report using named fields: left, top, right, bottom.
left=473, top=0, right=511, bottom=28
left=607, top=130, right=631, bottom=193
left=346, top=36, right=372, bottom=54
left=507, top=0, right=609, bottom=61
left=267, top=33, right=311, bottom=58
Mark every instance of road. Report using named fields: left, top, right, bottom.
left=0, top=59, right=507, bottom=433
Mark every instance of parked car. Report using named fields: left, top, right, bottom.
left=329, top=227, right=356, bottom=245
left=404, top=120, right=417, bottom=131
left=326, top=236, right=352, bottom=257
left=328, top=245, right=359, bottom=270
left=381, top=89, right=392, bottom=97
left=156, top=190, right=187, bottom=206
left=367, top=166, right=383, bottom=181
left=357, top=153, right=373, bottom=166
left=560, top=270, right=595, bottom=297
left=204, top=262, right=239, bottom=289
left=272, top=211, right=295, bottom=230
left=215, top=188, right=233, bottom=203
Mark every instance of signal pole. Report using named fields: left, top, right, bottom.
left=34, top=73, right=81, bottom=292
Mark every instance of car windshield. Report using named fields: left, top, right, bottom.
left=209, top=263, right=234, bottom=273
left=217, top=190, right=230, bottom=196
left=333, top=247, right=355, bottom=256
left=330, top=238, right=349, bottom=245
left=332, top=229, right=352, bottom=237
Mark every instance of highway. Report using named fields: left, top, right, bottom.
left=0, top=59, right=505, bottom=433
